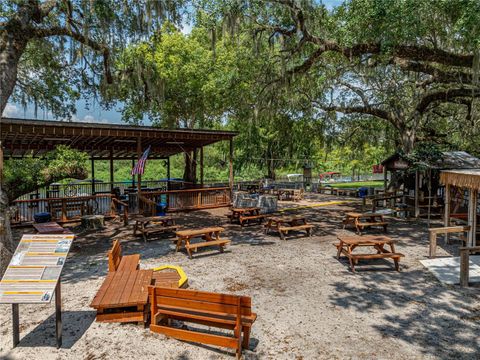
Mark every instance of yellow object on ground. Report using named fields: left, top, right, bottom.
left=152, top=265, right=188, bottom=288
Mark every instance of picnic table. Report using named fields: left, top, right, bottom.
left=335, top=234, right=404, bottom=272
left=32, top=221, right=72, bottom=234
left=90, top=269, right=153, bottom=323
left=133, top=216, right=179, bottom=242
left=343, top=212, right=388, bottom=235
left=228, top=207, right=265, bottom=226
left=175, top=227, right=231, bottom=259
left=264, top=216, right=313, bottom=240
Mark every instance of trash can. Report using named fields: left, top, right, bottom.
left=156, top=202, right=167, bottom=216
left=34, top=212, right=51, bottom=223
left=358, top=187, right=369, bottom=198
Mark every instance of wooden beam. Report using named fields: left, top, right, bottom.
left=444, top=184, right=450, bottom=244
left=467, top=189, right=477, bottom=247
left=229, top=138, right=234, bottom=191
left=109, top=150, right=114, bottom=191
left=193, top=148, right=198, bottom=185
left=414, top=170, right=420, bottom=218
left=91, top=157, right=95, bottom=195
left=136, top=138, right=142, bottom=196
left=200, top=146, right=204, bottom=186
left=167, top=157, right=171, bottom=191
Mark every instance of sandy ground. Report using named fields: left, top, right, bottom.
left=1, top=193, right=480, bottom=360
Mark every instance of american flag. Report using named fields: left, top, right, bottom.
left=131, top=145, right=151, bottom=175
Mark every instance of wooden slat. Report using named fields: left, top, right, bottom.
left=150, top=324, right=238, bottom=349
left=152, top=287, right=251, bottom=308
left=185, top=239, right=230, bottom=249
left=117, top=271, right=139, bottom=307
left=176, top=227, right=224, bottom=237
left=101, top=271, right=130, bottom=307
left=96, top=311, right=144, bottom=323
left=90, top=272, right=116, bottom=308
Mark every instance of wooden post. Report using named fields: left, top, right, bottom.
left=55, top=279, right=62, bottom=348
left=467, top=189, right=477, bottom=247
left=229, top=138, right=234, bottom=192
left=131, top=158, right=135, bottom=188
left=414, top=170, right=420, bottom=218
left=109, top=150, right=114, bottom=191
left=12, top=303, right=19, bottom=347
left=444, top=184, right=451, bottom=244
left=136, top=139, right=142, bottom=202
left=91, top=157, right=95, bottom=195
left=460, top=248, right=469, bottom=287
left=193, top=147, right=198, bottom=186
left=200, top=146, right=204, bottom=187
left=167, top=157, right=171, bottom=191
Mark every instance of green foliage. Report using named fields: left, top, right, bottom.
left=3, top=146, right=88, bottom=202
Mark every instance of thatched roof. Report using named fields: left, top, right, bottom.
left=440, top=169, right=480, bottom=190
left=382, top=151, right=480, bottom=170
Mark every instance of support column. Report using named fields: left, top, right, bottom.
left=167, top=157, right=171, bottom=191
left=131, top=158, right=135, bottom=188
left=200, top=146, right=204, bottom=187
left=136, top=139, right=142, bottom=195
left=414, top=170, right=420, bottom=218
left=229, top=138, right=234, bottom=191
left=444, top=184, right=451, bottom=244
left=193, top=147, right=198, bottom=186
left=91, top=157, right=95, bottom=195
left=12, top=303, right=19, bottom=347
left=109, top=150, right=114, bottom=191
left=383, top=166, right=388, bottom=193
left=55, top=279, right=62, bottom=348
left=467, top=189, right=477, bottom=247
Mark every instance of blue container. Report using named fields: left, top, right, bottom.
left=34, top=212, right=51, bottom=223
left=358, top=187, right=369, bottom=198
left=156, top=202, right=168, bottom=216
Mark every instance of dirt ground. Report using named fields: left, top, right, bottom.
left=1, top=193, right=479, bottom=360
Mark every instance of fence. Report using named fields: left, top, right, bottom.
left=139, top=187, right=231, bottom=216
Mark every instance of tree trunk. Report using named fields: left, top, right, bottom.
left=399, top=127, right=417, bottom=154
left=0, top=33, right=27, bottom=275
left=183, top=151, right=196, bottom=185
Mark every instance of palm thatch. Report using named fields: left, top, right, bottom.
left=440, top=169, right=480, bottom=190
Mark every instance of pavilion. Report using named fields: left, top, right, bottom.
left=0, top=118, right=237, bottom=222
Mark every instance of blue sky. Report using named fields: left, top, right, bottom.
left=3, top=0, right=344, bottom=125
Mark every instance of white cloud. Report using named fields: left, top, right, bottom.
left=2, top=103, right=21, bottom=117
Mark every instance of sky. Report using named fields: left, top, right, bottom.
left=3, top=0, right=344, bottom=125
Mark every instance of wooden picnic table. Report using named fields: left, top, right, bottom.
left=90, top=269, right=153, bottom=323
left=32, top=221, right=72, bottom=234
left=228, top=207, right=265, bottom=226
left=133, top=216, right=179, bottom=242
left=343, top=212, right=388, bottom=235
left=175, top=227, right=231, bottom=259
left=335, top=235, right=404, bottom=272
left=264, top=216, right=313, bottom=240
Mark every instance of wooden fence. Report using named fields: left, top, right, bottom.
left=139, top=187, right=231, bottom=216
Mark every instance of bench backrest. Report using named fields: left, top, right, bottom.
left=149, top=286, right=252, bottom=319
left=108, top=240, right=122, bottom=272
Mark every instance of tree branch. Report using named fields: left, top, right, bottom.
left=416, top=88, right=480, bottom=114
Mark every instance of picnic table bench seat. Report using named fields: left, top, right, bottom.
left=185, top=239, right=231, bottom=250
left=108, top=239, right=140, bottom=272
left=278, top=224, right=313, bottom=238
left=175, top=227, right=229, bottom=259
left=239, top=214, right=267, bottom=226
left=355, top=221, right=388, bottom=231
left=149, top=287, right=257, bottom=359
left=133, top=216, right=179, bottom=242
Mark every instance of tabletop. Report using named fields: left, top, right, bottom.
left=90, top=269, right=153, bottom=309
left=33, top=222, right=72, bottom=234
left=345, top=212, right=384, bottom=218
left=269, top=216, right=306, bottom=223
left=337, top=235, right=393, bottom=245
left=176, top=226, right=224, bottom=238
left=135, top=216, right=174, bottom=223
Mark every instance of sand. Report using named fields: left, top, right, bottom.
left=1, top=193, right=479, bottom=360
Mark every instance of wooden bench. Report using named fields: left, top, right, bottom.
left=428, top=226, right=470, bottom=258
left=176, top=227, right=230, bottom=259
left=133, top=216, right=179, bottom=242
left=149, top=287, right=257, bottom=359
left=108, top=239, right=140, bottom=272
left=239, top=214, right=267, bottom=226
left=278, top=224, right=313, bottom=239
left=355, top=221, right=388, bottom=233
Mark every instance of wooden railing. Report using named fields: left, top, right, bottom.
left=11, top=194, right=113, bottom=224
left=139, top=187, right=231, bottom=215
left=111, top=198, right=129, bottom=225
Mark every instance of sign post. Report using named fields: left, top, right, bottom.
left=0, top=234, right=74, bottom=348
